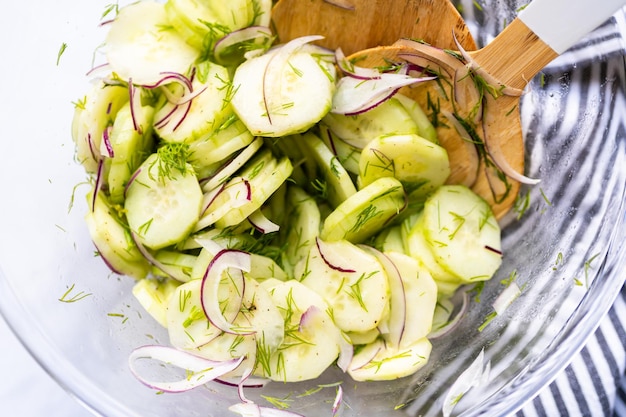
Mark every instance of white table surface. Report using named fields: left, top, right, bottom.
left=0, top=316, right=90, bottom=417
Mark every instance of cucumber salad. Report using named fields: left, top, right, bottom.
left=72, top=0, right=504, bottom=413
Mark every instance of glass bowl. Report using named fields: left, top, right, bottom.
left=0, top=0, right=625, bottom=416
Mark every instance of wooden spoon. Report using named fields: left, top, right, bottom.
left=272, top=0, right=626, bottom=218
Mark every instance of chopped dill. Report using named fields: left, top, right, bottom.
left=539, top=188, right=552, bottom=206
left=59, top=284, right=92, bottom=303
left=102, top=3, right=119, bottom=20
left=478, top=311, right=497, bottom=332
left=261, top=394, right=293, bottom=409
left=56, top=43, right=67, bottom=66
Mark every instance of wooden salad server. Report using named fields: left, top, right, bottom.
left=271, top=0, right=626, bottom=218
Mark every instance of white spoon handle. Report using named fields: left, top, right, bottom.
left=519, top=0, right=626, bottom=54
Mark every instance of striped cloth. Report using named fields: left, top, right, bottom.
left=516, top=6, right=626, bottom=417
left=518, top=285, right=626, bottom=416
left=455, top=2, right=626, bottom=415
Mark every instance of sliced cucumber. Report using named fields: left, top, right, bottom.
left=348, top=337, right=431, bottom=381
left=132, top=277, right=180, bottom=327
left=299, top=239, right=389, bottom=333
left=372, top=225, right=405, bottom=254
left=320, top=177, right=406, bottom=244
left=154, top=63, right=233, bottom=144
left=188, top=116, right=254, bottom=172
left=404, top=212, right=464, bottom=295
left=245, top=253, right=288, bottom=282
left=298, top=132, right=357, bottom=208
left=421, top=185, right=502, bottom=283
left=72, top=81, right=129, bottom=173
left=166, top=278, right=221, bottom=349
left=164, top=0, right=220, bottom=50
left=231, top=46, right=336, bottom=137
left=105, top=1, right=200, bottom=85
left=318, top=124, right=361, bottom=175
left=215, top=154, right=293, bottom=228
left=152, top=250, right=197, bottom=282
left=125, top=152, right=203, bottom=250
left=394, top=93, right=438, bottom=143
left=358, top=134, right=450, bottom=197
left=201, top=136, right=264, bottom=193
left=280, top=186, right=321, bottom=277
left=85, top=191, right=151, bottom=279
left=384, top=252, right=437, bottom=348
left=321, top=97, right=418, bottom=149
left=260, top=280, right=343, bottom=382
left=107, top=102, right=155, bottom=203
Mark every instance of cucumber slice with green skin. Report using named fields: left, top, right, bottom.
left=348, top=337, right=431, bottom=381
left=318, top=124, right=361, bottom=175
left=383, top=252, right=437, bottom=348
left=260, top=280, right=343, bottom=382
left=404, top=212, right=464, bottom=295
left=72, top=81, right=129, bottom=173
left=231, top=46, right=336, bottom=137
left=107, top=102, right=156, bottom=203
left=164, top=0, right=220, bottom=50
left=152, top=250, right=197, bottom=282
left=166, top=278, right=221, bottom=349
left=188, top=116, right=254, bottom=171
left=105, top=1, right=199, bottom=85
left=125, top=153, right=203, bottom=250
left=320, top=177, right=406, bottom=244
left=373, top=225, right=406, bottom=254
left=281, top=186, right=321, bottom=277
left=358, top=134, right=450, bottom=195
left=192, top=277, right=285, bottom=378
left=298, top=132, right=357, bottom=208
left=85, top=191, right=151, bottom=279
left=321, top=97, right=418, bottom=150
left=201, top=136, right=264, bottom=193
left=422, top=185, right=502, bottom=283
left=394, top=93, right=438, bottom=144
left=215, top=155, right=293, bottom=229
left=132, top=277, right=180, bottom=327
left=299, top=239, right=389, bottom=333
left=154, top=63, right=233, bottom=144
left=245, top=253, right=288, bottom=282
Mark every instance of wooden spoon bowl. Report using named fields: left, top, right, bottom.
left=272, top=0, right=626, bottom=218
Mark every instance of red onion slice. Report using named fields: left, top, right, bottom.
left=451, top=32, right=523, bottom=98
left=315, top=238, right=356, bottom=273
left=324, top=0, right=355, bottom=10
left=91, top=160, right=104, bottom=212
left=428, top=291, right=470, bottom=339
left=200, top=249, right=253, bottom=334
left=349, top=338, right=384, bottom=371
left=481, top=97, right=540, bottom=185
left=335, top=48, right=381, bottom=80
left=101, top=125, right=114, bottom=157
left=214, top=26, right=274, bottom=66
left=336, top=334, right=353, bottom=373
left=130, top=231, right=185, bottom=282
left=248, top=210, right=280, bottom=234
left=331, top=73, right=436, bottom=115
left=442, top=348, right=490, bottom=417
left=128, top=345, right=244, bottom=393
left=332, top=385, right=344, bottom=417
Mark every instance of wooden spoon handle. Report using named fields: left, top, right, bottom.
left=472, top=0, right=626, bottom=90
